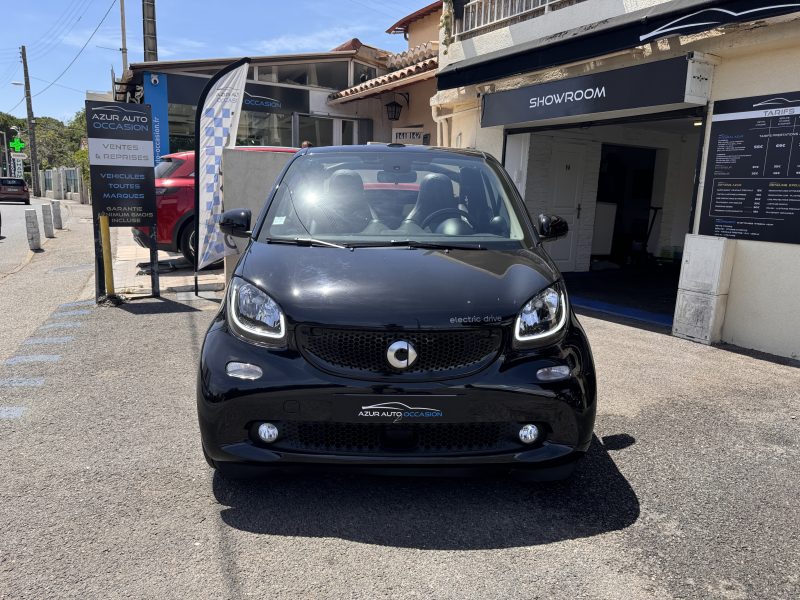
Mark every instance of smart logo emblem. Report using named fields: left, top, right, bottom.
left=358, top=402, right=443, bottom=423
left=386, top=340, right=417, bottom=370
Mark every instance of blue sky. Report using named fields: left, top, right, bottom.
left=0, top=0, right=427, bottom=122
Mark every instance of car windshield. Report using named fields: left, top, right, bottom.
left=257, top=148, right=532, bottom=248
left=155, top=157, right=185, bottom=179
left=1, top=178, right=25, bottom=186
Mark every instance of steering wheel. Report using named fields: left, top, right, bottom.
left=421, top=208, right=473, bottom=230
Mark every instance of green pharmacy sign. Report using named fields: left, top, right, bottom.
left=9, top=137, right=25, bottom=152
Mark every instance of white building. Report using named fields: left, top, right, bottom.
left=431, top=0, right=800, bottom=359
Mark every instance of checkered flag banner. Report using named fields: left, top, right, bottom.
left=195, top=59, right=250, bottom=270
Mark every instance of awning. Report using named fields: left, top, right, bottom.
left=438, top=0, right=800, bottom=90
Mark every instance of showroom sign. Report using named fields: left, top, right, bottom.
left=482, top=57, right=699, bottom=127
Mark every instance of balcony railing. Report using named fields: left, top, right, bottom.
left=456, top=0, right=589, bottom=39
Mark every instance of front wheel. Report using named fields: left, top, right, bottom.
left=179, top=220, right=196, bottom=265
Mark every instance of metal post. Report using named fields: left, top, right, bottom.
left=142, top=0, right=158, bottom=62
left=0, top=131, right=9, bottom=176
left=120, top=0, right=128, bottom=72
left=93, top=217, right=105, bottom=301
left=99, top=215, right=115, bottom=296
left=20, top=46, right=41, bottom=198
left=149, top=227, right=160, bottom=297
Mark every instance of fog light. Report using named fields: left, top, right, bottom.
left=519, top=424, right=540, bottom=444
left=257, top=422, right=279, bottom=443
left=226, top=361, right=263, bottom=380
left=536, top=365, right=571, bottom=381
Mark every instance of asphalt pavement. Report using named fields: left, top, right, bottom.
left=0, top=214, right=798, bottom=599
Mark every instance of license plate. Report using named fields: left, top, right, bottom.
left=332, top=395, right=473, bottom=423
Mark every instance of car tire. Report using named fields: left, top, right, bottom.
left=179, top=220, right=196, bottom=265
left=25, top=200, right=30, bottom=205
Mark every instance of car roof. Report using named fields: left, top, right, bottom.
left=300, top=144, right=488, bottom=160
left=161, top=147, right=297, bottom=160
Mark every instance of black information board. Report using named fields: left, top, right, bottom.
left=699, top=91, right=800, bottom=244
left=85, top=100, right=156, bottom=226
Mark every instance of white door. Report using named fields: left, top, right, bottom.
left=504, top=133, right=530, bottom=200
left=546, top=142, right=585, bottom=272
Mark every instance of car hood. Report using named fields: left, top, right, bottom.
left=237, top=242, right=559, bottom=328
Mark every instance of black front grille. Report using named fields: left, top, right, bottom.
left=273, top=422, right=521, bottom=455
left=296, top=326, right=503, bottom=379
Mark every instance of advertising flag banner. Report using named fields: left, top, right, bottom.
left=195, top=58, right=250, bottom=271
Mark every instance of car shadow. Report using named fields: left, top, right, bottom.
left=117, top=297, right=202, bottom=314
left=212, top=434, right=639, bottom=550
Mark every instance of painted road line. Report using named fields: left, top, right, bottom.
left=58, top=300, right=95, bottom=308
left=50, top=309, right=92, bottom=318
left=39, top=322, right=82, bottom=330
left=0, top=378, right=45, bottom=388
left=4, top=355, right=61, bottom=365
left=0, top=407, right=26, bottom=419
left=23, top=337, right=74, bottom=345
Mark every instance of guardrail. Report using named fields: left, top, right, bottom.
left=456, top=0, right=587, bottom=38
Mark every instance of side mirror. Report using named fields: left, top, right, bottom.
left=219, top=209, right=252, bottom=238
left=537, top=213, right=569, bottom=241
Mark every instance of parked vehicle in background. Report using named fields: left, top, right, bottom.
left=0, top=178, right=30, bottom=205
left=132, top=147, right=296, bottom=264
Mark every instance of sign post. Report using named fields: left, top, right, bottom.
left=85, top=100, right=159, bottom=300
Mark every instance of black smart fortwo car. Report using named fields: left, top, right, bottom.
left=198, top=145, right=596, bottom=480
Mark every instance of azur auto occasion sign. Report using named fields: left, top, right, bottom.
left=85, top=100, right=156, bottom=226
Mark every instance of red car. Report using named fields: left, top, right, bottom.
left=133, top=148, right=296, bottom=263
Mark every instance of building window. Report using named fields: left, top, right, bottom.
left=168, top=103, right=197, bottom=152
left=257, top=62, right=348, bottom=89
left=342, top=120, right=355, bottom=145
left=236, top=111, right=293, bottom=147
left=353, top=62, right=376, bottom=85
left=299, top=115, right=334, bottom=147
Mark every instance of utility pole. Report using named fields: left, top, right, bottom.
left=142, top=0, right=158, bottom=62
left=120, top=0, right=128, bottom=71
left=20, top=45, right=41, bottom=197
left=0, top=130, right=9, bottom=177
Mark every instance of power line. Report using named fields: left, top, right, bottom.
left=5, top=0, right=117, bottom=113
left=0, top=0, right=93, bottom=58
left=31, top=75, right=86, bottom=94
left=32, top=0, right=118, bottom=99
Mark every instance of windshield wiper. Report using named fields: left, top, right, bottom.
left=265, top=237, right=348, bottom=250
left=345, top=240, right=486, bottom=250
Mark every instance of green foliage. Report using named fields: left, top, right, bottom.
left=0, top=108, right=86, bottom=170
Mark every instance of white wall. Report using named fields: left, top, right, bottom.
left=696, top=41, right=800, bottom=359
left=442, top=0, right=676, bottom=69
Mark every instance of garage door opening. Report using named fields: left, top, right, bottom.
left=506, top=114, right=706, bottom=326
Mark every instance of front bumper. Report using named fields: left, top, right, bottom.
left=131, top=226, right=154, bottom=249
left=197, top=313, right=596, bottom=470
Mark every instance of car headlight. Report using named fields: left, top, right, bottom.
left=514, top=284, right=568, bottom=344
left=227, top=278, right=285, bottom=343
